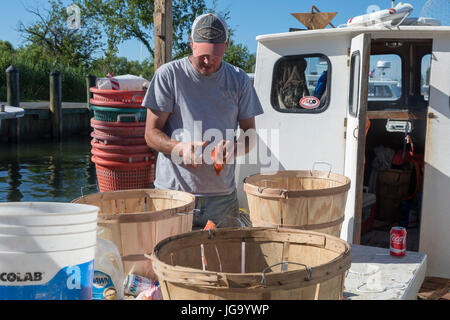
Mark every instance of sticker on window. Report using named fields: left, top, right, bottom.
left=271, top=54, right=330, bottom=113
left=299, top=96, right=320, bottom=109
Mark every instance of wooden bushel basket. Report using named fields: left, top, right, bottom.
left=72, top=189, right=195, bottom=279
left=243, top=170, right=351, bottom=237
left=147, top=227, right=351, bottom=300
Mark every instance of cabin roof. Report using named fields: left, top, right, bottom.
left=256, top=26, right=450, bottom=44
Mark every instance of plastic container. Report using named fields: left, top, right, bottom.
left=0, top=230, right=97, bottom=252
left=91, top=139, right=151, bottom=154
left=90, top=117, right=146, bottom=138
left=124, top=274, right=159, bottom=297
left=0, top=221, right=98, bottom=236
left=90, top=105, right=147, bottom=123
left=91, top=147, right=154, bottom=163
left=0, top=202, right=99, bottom=300
left=95, top=75, right=149, bottom=91
left=92, top=237, right=124, bottom=300
left=0, top=202, right=98, bottom=226
left=92, top=156, right=155, bottom=192
left=90, top=88, right=146, bottom=108
left=90, top=118, right=146, bottom=128
left=91, top=132, right=147, bottom=146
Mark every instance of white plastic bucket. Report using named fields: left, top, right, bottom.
left=0, top=202, right=99, bottom=300
left=0, top=246, right=96, bottom=300
left=0, top=229, right=97, bottom=252
left=0, top=222, right=98, bottom=236
left=0, top=202, right=99, bottom=226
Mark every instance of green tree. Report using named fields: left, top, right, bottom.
left=75, top=0, right=208, bottom=59
left=11, top=0, right=256, bottom=91
left=224, top=40, right=256, bottom=73
left=17, top=0, right=103, bottom=68
left=0, top=41, right=15, bottom=54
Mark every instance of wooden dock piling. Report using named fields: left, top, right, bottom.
left=86, top=75, right=96, bottom=107
left=6, top=65, right=20, bottom=142
left=50, top=70, right=63, bottom=140
left=154, top=0, right=173, bottom=71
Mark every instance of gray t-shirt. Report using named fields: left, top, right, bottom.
left=142, top=56, right=263, bottom=196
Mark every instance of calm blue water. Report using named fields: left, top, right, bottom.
left=0, top=136, right=98, bottom=203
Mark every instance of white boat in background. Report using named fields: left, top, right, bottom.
left=236, top=2, right=450, bottom=280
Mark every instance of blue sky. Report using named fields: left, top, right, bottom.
left=0, top=0, right=435, bottom=61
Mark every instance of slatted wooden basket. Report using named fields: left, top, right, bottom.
left=147, top=227, right=351, bottom=300
left=243, top=170, right=351, bottom=237
left=73, top=189, right=195, bottom=279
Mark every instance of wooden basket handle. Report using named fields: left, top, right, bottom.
left=311, top=161, right=332, bottom=177
left=261, top=261, right=312, bottom=286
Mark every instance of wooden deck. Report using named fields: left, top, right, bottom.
left=418, top=277, right=450, bottom=300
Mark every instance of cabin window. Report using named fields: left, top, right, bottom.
left=421, top=54, right=431, bottom=101
left=349, top=51, right=361, bottom=117
left=368, top=54, right=402, bottom=102
left=271, top=54, right=330, bottom=113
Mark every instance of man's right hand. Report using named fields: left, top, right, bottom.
left=173, top=141, right=207, bottom=169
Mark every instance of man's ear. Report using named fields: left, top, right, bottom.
left=226, top=39, right=230, bottom=49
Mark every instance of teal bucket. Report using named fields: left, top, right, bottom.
left=0, top=202, right=99, bottom=300
left=90, top=105, right=147, bottom=122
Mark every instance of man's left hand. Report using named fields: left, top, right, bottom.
left=213, top=139, right=235, bottom=164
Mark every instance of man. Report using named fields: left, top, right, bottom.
left=142, top=13, right=263, bottom=228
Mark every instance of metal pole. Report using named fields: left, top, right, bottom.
left=50, top=70, right=63, bottom=140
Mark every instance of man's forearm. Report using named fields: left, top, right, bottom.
left=234, top=129, right=257, bottom=157
left=145, top=128, right=180, bottom=155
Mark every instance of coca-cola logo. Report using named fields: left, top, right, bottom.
left=391, top=234, right=405, bottom=244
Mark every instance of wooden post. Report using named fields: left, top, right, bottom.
left=154, top=0, right=173, bottom=71
left=50, top=70, right=63, bottom=140
left=6, top=66, right=20, bottom=107
left=6, top=65, right=20, bottom=142
left=86, top=74, right=96, bottom=107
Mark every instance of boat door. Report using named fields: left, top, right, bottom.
left=419, top=36, right=450, bottom=278
left=342, top=33, right=371, bottom=243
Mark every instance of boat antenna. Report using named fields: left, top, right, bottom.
left=392, top=0, right=395, bottom=7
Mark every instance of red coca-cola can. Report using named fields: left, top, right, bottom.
left=390, top=227, right=407, bottom=257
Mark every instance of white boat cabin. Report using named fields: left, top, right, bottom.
left=235, top=24, right=450, bottom=279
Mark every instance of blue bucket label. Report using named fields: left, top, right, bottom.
left=0, top=260, right=94, bottom=300
left=92, top=271, right=116, bottom=300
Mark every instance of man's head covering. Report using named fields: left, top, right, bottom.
left=191, top=13, right=228, bottom=57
